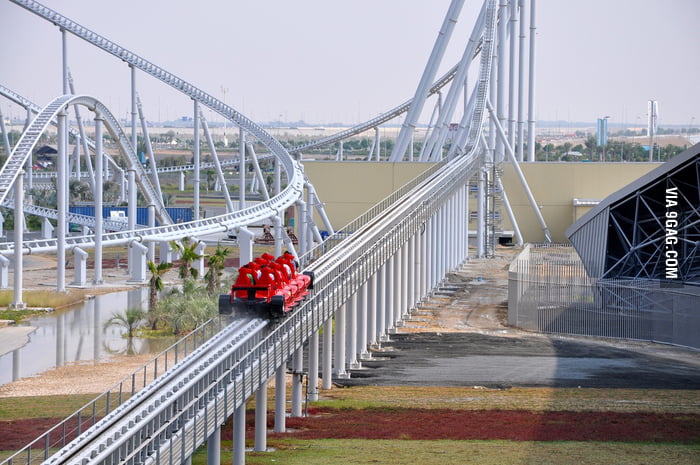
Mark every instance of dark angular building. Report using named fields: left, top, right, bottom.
left=566, top=143, right=700, bottom=287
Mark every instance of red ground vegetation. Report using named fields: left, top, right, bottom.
left=2, top=408, right=697, bottom=451
left=272, top=408, right=700, bottom=443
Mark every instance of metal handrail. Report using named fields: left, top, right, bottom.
left=2, top=316, right=228, bottom=465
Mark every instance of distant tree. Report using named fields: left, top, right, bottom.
left=171, top=237, right=202, bottom=280
left=147, top=260, right=174, bottom=317
left=205, top=243, right=230, bottom=294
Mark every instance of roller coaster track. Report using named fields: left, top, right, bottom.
left=0, top=82, right=273, bottom=180
left=0, top=95, right=301, bottom=254
left=8, top=0, right=300, bottom=187
left=1, top=0, right=307, bottom=254
left=290, top=41, right=484, bottom=155
left=0, top=92, right=170, bottom=223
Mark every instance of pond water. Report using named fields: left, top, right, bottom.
left=0, top=288, right=176, bottom=386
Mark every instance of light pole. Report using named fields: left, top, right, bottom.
left=688, top=116, right=696, bottom=142
left=597, top=116, right=610, bottom=162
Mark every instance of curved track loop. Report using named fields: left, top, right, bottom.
left=3, top=0, right=307, bottom=253
left=9, top=0, right=301, bottom=187
left=0, top=94, right=298, bottom=254
left=291, top=63, right=460, bottom=153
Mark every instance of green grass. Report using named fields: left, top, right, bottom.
left=314, top=386, right=700, bottom=414
left=0, top=289, right=91, bottom=312
left=190, top=439, right=700, bottom=465
left=0, top=308, right=46, bottom=324
left=0, top=395, right=99, bottom=421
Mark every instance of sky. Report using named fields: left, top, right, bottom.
left=0, top=0, right=698, bottom=128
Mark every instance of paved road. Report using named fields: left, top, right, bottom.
left=338, top=332, right=700, bottom=389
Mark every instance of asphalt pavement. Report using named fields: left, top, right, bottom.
left=337, top=332, right=700, bottom=389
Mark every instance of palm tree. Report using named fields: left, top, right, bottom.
left=171, top=237, right=202, bottom=280
left=156, top=280, right=217, bottom=335
left=104, top=309, right=146, bottom=338
left=205, top=243, right=230, bottom=294
left=148, top=260, right=174, bottom=316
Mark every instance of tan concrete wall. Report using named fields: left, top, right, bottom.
left=303, top=161, right=436, bottom=230
left=303, top=161, right=660, bottom=243
left=499, top=162, right=660, bottom=243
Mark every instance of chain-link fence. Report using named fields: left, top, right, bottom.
left=508, top=244, right=700, bottom=349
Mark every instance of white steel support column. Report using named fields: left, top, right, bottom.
left=61, top=29, right=68, bottom=93
left=239, top=127, right=246, bottom=210
left=71, top=135, right=80, bottom=183
left=434, top=211, right=441, bottom=287
left=130, top=66, right=137, bottom=168
left=447, top=199, right=453, bottom=271
left=233, top=405, right=245, bottom=465
left=254, top=381, right=268, bottom=452
left=333, top=303, right=347, bottom=377
left=425, top=216, right=433, bottom=293
left=273, top=215, right=283, bottom=257
left=322, top=317, right=333, bottom=389
left=431, top=211, right=440, bottom=286
left=420, top=219, right=428, bottom=300
left=147, top=206, right=156, bottom=262
left=400, top=242, right=409, bottom=319
left=358, top=282, right=369, bottom=359
left=508, top=0, right=518, bottom=150
left=477, top=164, right=487, bottom=258
left=57, top=109, right=67, bottom=292
left=496, top=0, right=508, bottom=162
left=127, top=169, right=136, bottom=232
left=291, top=348, right=303, bottom=417
left=368, top=272, right=377, bottom=348
left=517, top=0, right=527, bottom=161
left=486, top=99, right=551, bottom=242
left=390, top=0, right=466, bottom=161
left=296, top=200, right=307, bottom=256
left=527, top=0, right=537, bottom=162
left=407, top=235, right=415, bottom=312
left=374, top=127, right=380, bottom=161
left=385, top=254, right=396, bottom=335
left=447, top=198, right=454, bottom=270
left=438, top=204, right=446, bottom=277
left=377, top=257, right=394, bottom=342
left=193, top=101, right=201, bottom=219
left=94, top=114, right=104, bottom=284
left=274, top=366, right=286, bottom=433
left=461, top=184, right=469, bottom=262
left=394, top=248, right=403, bottom=327
left=347, top=293, right=360, bottom=369
left=437, top=207, right=444, bottom=284
left=497, top=176, right=523, bottom=245
left=456, top=193, right=461, bottom=266
left=207, top=428, right=221, bottom=465
left=308, top=330, right=319, bottom=401
left=0, top=107, right=11, bottom=158
left=11, top=171, right=24, bottom=308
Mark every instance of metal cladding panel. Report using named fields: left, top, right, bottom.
left=69, top=206, right=193, bottom=226
left=568, top=206, right=609, bottom=278
left=567, top=142, right=700, bottom=282
left=567, top=143, right=700, bottom=235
